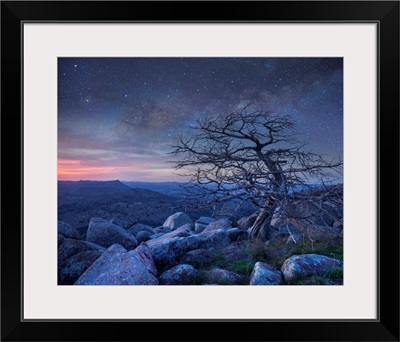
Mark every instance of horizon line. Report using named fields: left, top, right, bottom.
left=58, top=179, right=186, bottom=183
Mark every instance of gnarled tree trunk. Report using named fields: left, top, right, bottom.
left=249, top=196, right=276, bottom=241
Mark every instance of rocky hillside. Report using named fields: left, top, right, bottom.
left=58, top=180, right=254, bottom=237
left=58, top=180, right=181, bottom=232
left=58, top=209, right=343, bottom=286
left=58, top=180, right=132, bottom=206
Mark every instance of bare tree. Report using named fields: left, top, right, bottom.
left=171, top=105, right=342, bottom=242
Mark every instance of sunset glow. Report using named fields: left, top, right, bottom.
left=57, top=159, right=178, bottom=181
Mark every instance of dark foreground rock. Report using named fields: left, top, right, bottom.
left=75, top=243, right=158, bottom=285
left=146, top=224, right=197, bottom=269
left=181, top=248, right=216, bottom=266
left=194, top=216, right=216, bottom=233
left=281, top=254, right=343, bottom=282
left=136, top=230, right=153, bottom=243
left=109, top=216, right=133, bottom=229
left=250, top=262, right=283, bottom=285
left=159, top=264, right=199, bottom=285
left=86, top=217, right=138, bottom=250
left=147, top=225, right=231, bottom=269
left=204, top=268, right=243, bottom=285
left=153, top=226, right=172, bottom=234
left=201, top=218, right=232, bottom=233
left=126, top=223, right=155, bottom=237
left=58, top=221, right=80, bottom=245
left=226, top=228, right=248, bottom=241
left=58, top=238, right=106, bottom=285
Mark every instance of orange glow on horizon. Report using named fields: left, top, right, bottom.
left=58, top=159, right=134, bottom=180
left=57, top=159, right=181, bottom=181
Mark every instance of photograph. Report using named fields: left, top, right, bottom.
left=57, top=57, right=344, bottom=286
left=1, top=0, right=398, bottom=340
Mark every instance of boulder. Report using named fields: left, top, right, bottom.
left=58, top=238, right=105, bottom=264
left=181, top=248, right=216, bottom=266
left=59, top=250, right=105, bottom=285
left=109, top=217, right=133, bottom=229
left=153, top=226, right=172, bottom=234
left=146, top=224, right=193, bottom=248
left=163, top=212, right=192, bottom=230
left=86, top=217, right=138, bottom=250
left=174, top=229, right=194, bottom=238
left=58, top=234, right=66, bottom=247
left=126, top=223, right=155, bottom=237
left=147, top=225, right=230, bottom=269
left=281, top=254, right=343, bottom=282
left=237, top=212, right=259, bottom=230
left=149, top=233, right=164, bottom=240
left=226, top=228, right=248, bottom=241
left=200, top=229, right=231, bottom=249
left=75, top=243, right=158, bottom=285
left=195, top=216, right=216, bottom=233
left=58, top=221, right=80, bottom=239
left=201, top=218, right=232, bottom=233
left=146, top=225, right=201, bottom=269
left=204, top=268, right=243, bottom=285
left=136, top=230, right=153, bottom=243
left=58, top=238, right=105, bottom=285
left=159, top=264, right=199, bottom=285
left=173, top=235, right=207, bottom=256
left=220, top=244, right=249, bottom=262
left=250, top=262, right=283, bottom=285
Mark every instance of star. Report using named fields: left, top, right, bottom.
left=58, top=57, right=343, bottom=181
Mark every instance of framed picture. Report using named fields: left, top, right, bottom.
left=1, top=1, right=399, bottom=341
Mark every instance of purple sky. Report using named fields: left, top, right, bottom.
left=58, top=57, right=343, bottom=182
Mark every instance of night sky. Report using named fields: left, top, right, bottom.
left=58, top=58, right=343, bottom=182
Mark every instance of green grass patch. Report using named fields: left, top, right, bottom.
left=324, top=266, right=343, bottom=280
left=228, top=259, right=257, bottom=275
left=265, top=235, right=343, bottom=269
left=183, top=233, right=343, bottom=286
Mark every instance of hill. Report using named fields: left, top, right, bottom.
left=58, top=180, right=180, bottom=232
left=58, top=180, right=130, bottom=201
left=121, top=181, right=186, bottom=197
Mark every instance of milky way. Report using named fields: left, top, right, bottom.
left=58, top=57, right=343, bottom=181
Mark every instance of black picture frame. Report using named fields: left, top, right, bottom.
left=1, top=1, right=399, bottom=341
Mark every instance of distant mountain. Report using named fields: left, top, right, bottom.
left=58, top=180, right=180, bottom=230
left=121, top=181, right=187, bottom=197
left=58, top=180, right=130, bottom=196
